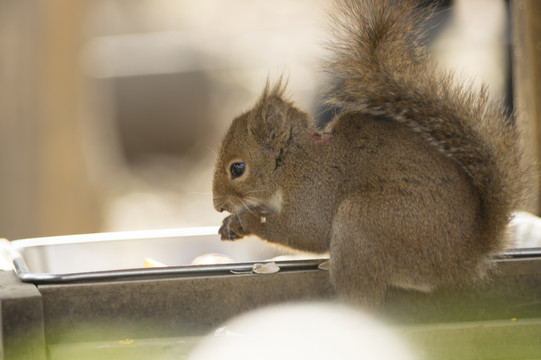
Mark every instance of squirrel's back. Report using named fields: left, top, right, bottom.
left=323, top=0, right=531, bottom=256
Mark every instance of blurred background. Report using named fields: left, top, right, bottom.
left=0, top=0, right=530, bottom=240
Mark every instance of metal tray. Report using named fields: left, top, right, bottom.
left=2, top=226, right=540, bottom=285
left=0, top=227, right=325, bottom=284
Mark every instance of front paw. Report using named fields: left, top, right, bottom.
left=218, top=215, right=247, bottom=241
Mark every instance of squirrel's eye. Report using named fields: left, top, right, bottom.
left=229, top=162, right=246, bottom=179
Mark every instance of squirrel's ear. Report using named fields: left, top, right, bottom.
left=249, top=97, right=291, bottom=156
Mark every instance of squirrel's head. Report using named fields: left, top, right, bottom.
left=213, top=78, right=307, bottom=216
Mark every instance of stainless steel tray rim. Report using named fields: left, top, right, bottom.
left=13, top=259, right=329, bottom=284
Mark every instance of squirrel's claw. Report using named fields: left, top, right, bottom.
left=218, top=215, right=246, bottom=241
left=218, top=225, right=241, bottom=241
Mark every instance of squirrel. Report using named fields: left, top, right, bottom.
left=212, top=0, right=532, bottom=308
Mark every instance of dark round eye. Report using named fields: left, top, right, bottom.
left=229, top=162, right=246, bottom=179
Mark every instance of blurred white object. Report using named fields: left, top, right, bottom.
left=510, top=212, right=541, bottom=248
left=190, top=253, right=236, bottom=265
left=187, top=302, right=416, bottom=360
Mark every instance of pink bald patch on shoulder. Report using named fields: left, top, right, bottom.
left=308, top=132, right=333, bottom=144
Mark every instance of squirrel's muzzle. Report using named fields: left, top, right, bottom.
left=213, top=198, right=227, bottom=213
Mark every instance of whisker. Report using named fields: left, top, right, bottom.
left=243, top=202, right=258, bottom=212
left=212, top=196, right=230, bottom=206
left=213, top=197, right=231, bottom=213
left=190, top=191, right=212, bottom=196
left=244, top=189, right=271, bottom=195
left=236, top=212, right=245, bottom=229
left=207, top=146, right=218, bottom=157
left=239, top=198, right=257, bottom=216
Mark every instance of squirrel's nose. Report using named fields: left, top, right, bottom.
left=213, top=198, right=226, bottom=213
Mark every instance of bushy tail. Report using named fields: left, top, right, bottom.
left=324, top=0, right=532, bottom=252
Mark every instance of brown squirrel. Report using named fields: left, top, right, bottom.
left=212, top=0, right=531, bottom=308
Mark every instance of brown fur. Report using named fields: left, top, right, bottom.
left=212, top=0, right=532, bottom=308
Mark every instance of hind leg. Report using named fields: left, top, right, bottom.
left=329, top=197, right=392, bottom=309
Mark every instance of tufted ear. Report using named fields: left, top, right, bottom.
left=248, top=79, right=291, bottom=157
